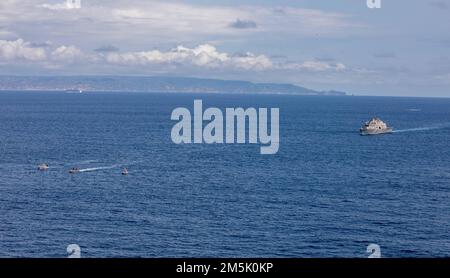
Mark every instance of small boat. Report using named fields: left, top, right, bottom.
left=360, top=117, right=393, bottom=135
left=122, top=168, right=129, bottom=175
left=38, top=163, right=49, bottom=171
left=69, top=167, right=80, bottom=174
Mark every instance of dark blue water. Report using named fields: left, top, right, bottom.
left=0, top=92, right=449, bottom=258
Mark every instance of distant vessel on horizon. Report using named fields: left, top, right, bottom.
left=360, top=118, right=393, bottom=135
left=65, top=89, right=83, bottom=93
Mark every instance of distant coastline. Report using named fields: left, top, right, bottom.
left=0, top=76, right=347, bottom=96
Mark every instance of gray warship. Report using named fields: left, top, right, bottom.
left=360, top=118, right=393, bottom=135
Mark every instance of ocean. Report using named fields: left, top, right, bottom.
left=0, top=91, right=449, bottom=258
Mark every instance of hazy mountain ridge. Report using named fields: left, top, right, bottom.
left=0, top=76, right=346, bottom=95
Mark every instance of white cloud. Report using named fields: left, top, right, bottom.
left=0, top=38, right=347, bottom=75
left=40, top=0, right=81, bottom=10
left=0, top=1, right=358, bottom=78
left=51, top=45, right=83, bottom=62
left=0, top=1, right=359, bottom=46
left=109, top=3, right=252, bottom=36
left=103, top=44, right=273, bottom=71
left=108, top=3, right=355, bottom=36
left=0, top=38, right=83, bottom=64
left=0, top=38, right=46, bottom=61
left=101, top=44, right=347, bottom=72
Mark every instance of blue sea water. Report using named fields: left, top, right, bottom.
left=0, top=91, right=449, bottom=258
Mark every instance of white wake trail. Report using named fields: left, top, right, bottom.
left=78, top=165, right=119, bottom=172
left=394, top=124, right=450, bottom=133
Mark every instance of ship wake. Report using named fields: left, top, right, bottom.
left=393, top=124, right=450, bottom=133
left=78, top=165, right=119, bottom=172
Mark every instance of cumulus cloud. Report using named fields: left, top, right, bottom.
left=40, top=0, right=81, bottom=10
left=100, top=44, right=347, bottom=72
left=51, top=45, right=83, bottom=62
left=103, top=44, right=273, bottom=71
left=0, top=38, right=46, bottom=61
left=0, top=38, right=348, bottom=75
left=0, top=38, right=83, bottom=64
left=229, top=19, right=257, bottom=29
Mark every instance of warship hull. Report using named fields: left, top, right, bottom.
left=360, top=128, right=393, bottom=136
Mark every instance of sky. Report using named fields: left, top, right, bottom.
left=0, top=0, right=449, bottom=97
